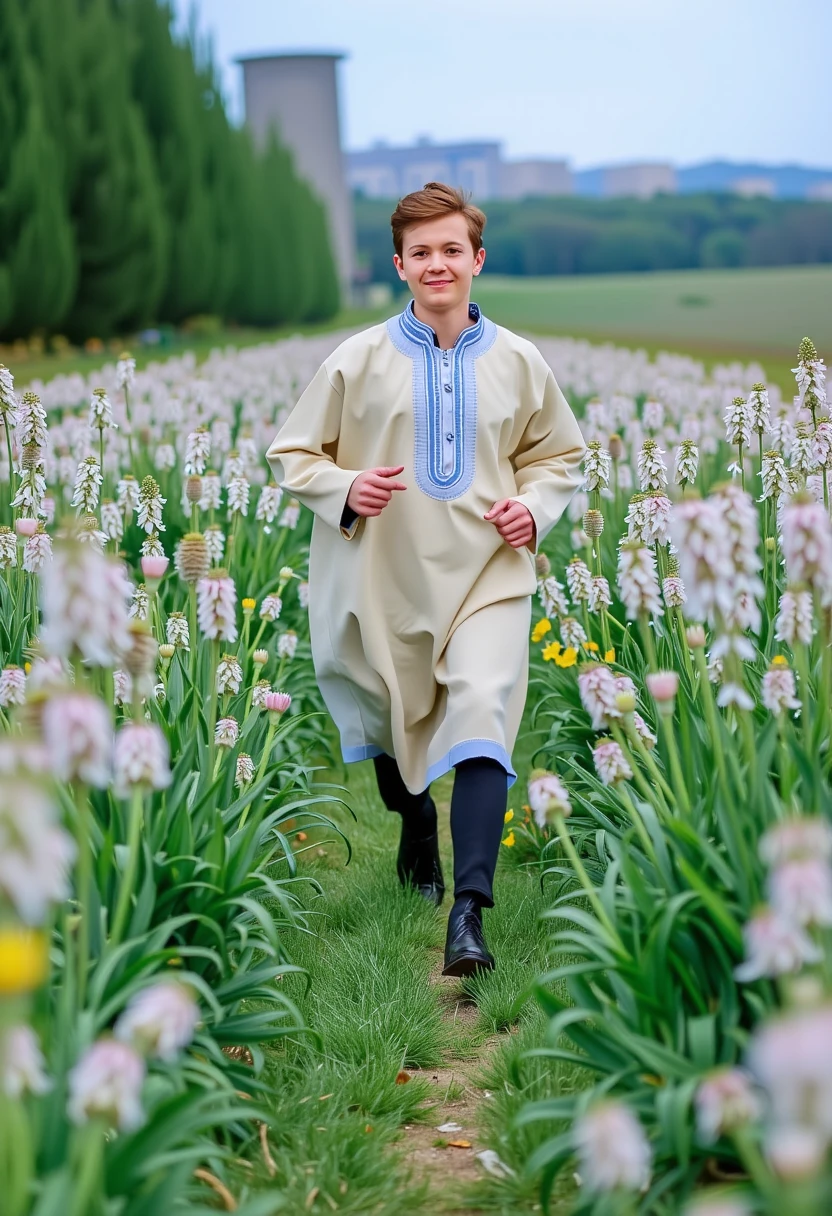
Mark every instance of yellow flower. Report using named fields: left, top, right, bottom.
left=771, top=655, right=789, bottom=667
left=502, top=831, right=516, bottom=848
left=504, top=808, right=514, bottom=823
left=604, top=648, right=616, bottom=663
left=242, top=598, right=256, bottom=612
left=24, top=661, right=31, bottom=673
left=0, top=926, right=48, bottom=995
left=555, top=647, right=578, bottom=668
left=541, top=640, right=562, bottom=663
left=583, top=641, right=599, bottom=652
left=531, top=618, right=552, bottom=643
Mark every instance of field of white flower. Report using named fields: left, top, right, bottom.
left=0, top=340, right=349, bottom=1213
left=0, top=326, right=828, bottom=1214
left=509, top=337, right=832, bottom=1215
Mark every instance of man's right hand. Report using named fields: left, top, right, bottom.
left=346, top=466, right=408, bottom=518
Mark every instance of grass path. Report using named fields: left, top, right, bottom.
left=257, top=713, right=582, bottom=1214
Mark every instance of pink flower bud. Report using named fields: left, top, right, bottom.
left=263, top=691, right=292, bottom=714
left=15, top=517, right=38, bottom=537
left=686, top=624, right=706, bottom=648
left=646, top=671, right=678, bottom=703
left=141, top=555, right=169, bottom=580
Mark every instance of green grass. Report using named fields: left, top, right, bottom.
left=232, top=693, right=582, bottom=1214
left=253, top=765, right=447, bottom=1214
left=251, top=692, right=582, bottom=1214
left=476, top=264, right=832, bottom=394
left=465, top=1018, right=584, bottom=1214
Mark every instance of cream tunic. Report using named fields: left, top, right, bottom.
left=266, top=302, right=586, bottom=794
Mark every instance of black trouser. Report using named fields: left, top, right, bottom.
left=371, top=752, right=507, bottom=908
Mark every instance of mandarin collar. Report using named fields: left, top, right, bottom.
left=402, top=299, right=483, bottom=350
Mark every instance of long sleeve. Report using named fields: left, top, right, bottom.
left=266, top=362, right=365, bottom=542
left=508, top=369, right=586, bottom=556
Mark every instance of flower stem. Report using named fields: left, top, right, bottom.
left=98, top=428, right=105, bottom=498
left=5, top=426, right=16, bottom=518
left=776, top=713, right=794, bottom=809
left=656, top=706, right=691, bottom=815
left=692, top=644, right=732, bottom=803
left=793, top=641, right=813, bottom=752
left=73, top=784, right=91, bottom=1010
left=731, top=1125, right=776, bottom=1200
left=581, top=602, right=592, bottom=645
left=255, top=718, right=277, bottom=786
left=610, top=723, right=669, bottom=818
left=599, top=606, right=612, bottom=656
left=619, top=785, right=660, bottom=867
left=624, top=720, right=675, bottom=812
left=207, top=639, right=220, bottom=756
left=243, top=663, right=264, bottom=720
left=638, top=612, right=658, bottom=670
left=552, top=812, right=628, bottom=954
left=673, top=606, right=695, bottom=686
left=241, top=715, right=278, bottom=829
left=110, top=788, right=144, bottom=947
left=68, top=1120, right=105, bottom=1216
left=188, top=582, right=199, bottom=732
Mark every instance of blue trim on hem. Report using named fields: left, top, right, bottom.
left=341, top=742, right=386, bottom=764
left=341, top=737, right=517, bottom=790
left=425, top=739, right=517, bottom=790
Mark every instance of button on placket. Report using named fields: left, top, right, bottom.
left=441, top=352, right=454, bottom=475
left=390, top=301, right=493, bottom=500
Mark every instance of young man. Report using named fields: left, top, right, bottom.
left=267, top=182, right=585, bottom=976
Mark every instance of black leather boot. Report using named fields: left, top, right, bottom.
left=441, top=894, right=495, bottom=976
left=396, top=809, right=445, bottom=907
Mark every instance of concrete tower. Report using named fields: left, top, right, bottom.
left=237, top=52, right=355, bottom=298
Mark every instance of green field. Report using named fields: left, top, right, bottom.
left=476, top=265, right=832, bottom=392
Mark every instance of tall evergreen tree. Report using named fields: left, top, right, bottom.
left=122, top=0, right=224, bottom=321
left=0, top=1, right=76, bottom=338
left=231, top=134, right=295, bottom=327
left=62, top=0, right=168, bottom=338
left=301, top=185, right=341, bottom=321
left=3, top=0, right=341, bottom=339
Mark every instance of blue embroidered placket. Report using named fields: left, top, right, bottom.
left=386, top=300, right=497, bottom=501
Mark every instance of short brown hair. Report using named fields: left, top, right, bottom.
left=390, top=182, right=486, bottom=258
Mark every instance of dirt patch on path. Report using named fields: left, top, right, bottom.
left=393, top=948, right=519, bottom=1213
left=383, top=778, right=525, bottom=1212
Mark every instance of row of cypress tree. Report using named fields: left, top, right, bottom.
left=0, top=0, right=340, bottom=342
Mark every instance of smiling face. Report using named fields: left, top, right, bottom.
left=393, top=214, right=486, bottom=315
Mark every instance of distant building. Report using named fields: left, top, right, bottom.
left=499, top=159, right=573, bottom=199
left=348, top=138, right=503, bottom=199
left=602, top=162, right=677, bottom=198
left=731, top=176, right=776, bottom=198
left=808, top=180, right=832, bottom=202
left=237, top=52, right=356, bottom=293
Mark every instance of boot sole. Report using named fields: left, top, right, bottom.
left=441, top=954, right=495, bottom=978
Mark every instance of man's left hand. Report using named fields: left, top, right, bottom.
left=484, top=498, right=536, bottom=549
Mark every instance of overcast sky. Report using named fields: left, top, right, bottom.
left=175, top=0, right=831, bottom=168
